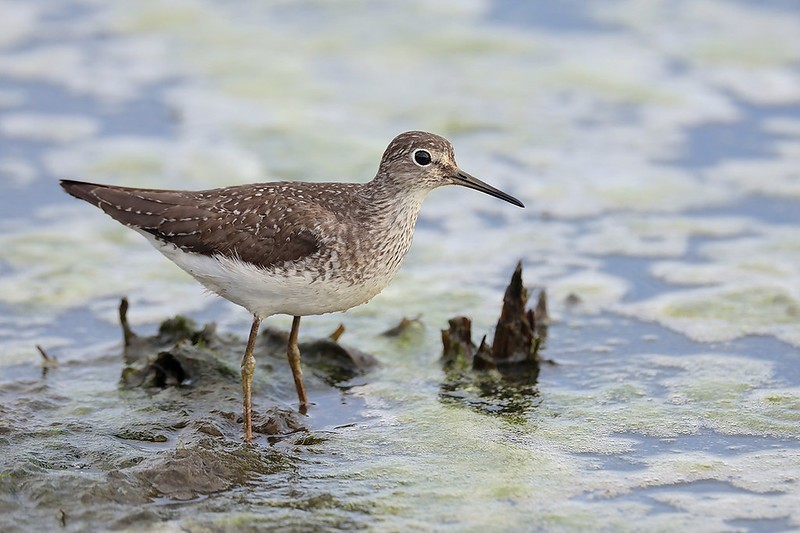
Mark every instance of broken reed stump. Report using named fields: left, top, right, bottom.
left=441, top=260, right=547, bottom=372
left=441, top=316, right=476, bottom=365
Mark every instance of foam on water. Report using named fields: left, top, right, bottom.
left=1, top=0, right=800, bottom=529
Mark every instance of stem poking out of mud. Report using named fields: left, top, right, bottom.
left=441, top=260, right=549, bottom=373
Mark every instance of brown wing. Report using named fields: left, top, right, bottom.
left=60, top=179, right=324, bottom=269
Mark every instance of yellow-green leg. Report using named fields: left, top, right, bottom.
left=287, top=316, right=308, bottom=414
left=241, top=315, right=261, bottom=441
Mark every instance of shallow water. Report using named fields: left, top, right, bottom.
left=2, top=0, right=800, bottom=530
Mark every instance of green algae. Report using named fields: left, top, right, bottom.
left=663, top=287, right=800, bottom=326
left=623, top=282, right=800, bottom=345
left=2, top=0, right=800, bottom=530
left=553, top=65, right=681, bottom=105
left=692, top=39, right=800, bottom=67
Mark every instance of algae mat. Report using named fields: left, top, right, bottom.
left=1, top=1, right=800, bottom=530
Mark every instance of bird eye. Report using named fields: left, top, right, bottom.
left=413, top=149, right=432, bottom=166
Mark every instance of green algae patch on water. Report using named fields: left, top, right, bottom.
left=3, top=0, right=800, bottom=530
left=0, top=205, right=218, bottom=325
left=710, top=155, right=800, bottom=199
left=45, top=136, right=266, bottom=190
left=576, top=214, right=754, bottom=258
left=102, top=0, right=747, bottom=221
left=0, top=112, right=99, bottom=143
left=663, top=286, right=800, bottom=326
left=619, top=223, right=800, bottom=346
left=621, top=283, right=800, bottom=345
left=595, top=0, right=800, bottom=105
left=526, top=350, right=798, bottom=456
left=547, top=270, right=630, bottom=315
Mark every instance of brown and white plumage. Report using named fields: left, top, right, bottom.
left=61, top=131, right=524, bottom=440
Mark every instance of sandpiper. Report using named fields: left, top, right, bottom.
left=61, top=131, right=524, bottom=440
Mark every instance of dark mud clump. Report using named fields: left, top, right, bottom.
left=257, top=326, right=378, bottom=386
left=110, top=300, right=380, bottom=495
left=110, top=301, right=380, bottom=501
left=0, top=300, right=384, bottom=530
left=133, top=437, right=291, bottom=501
left=119, top=298, right=378, bottom=436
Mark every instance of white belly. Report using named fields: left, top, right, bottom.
left=138, top=231, right=391, bottom=318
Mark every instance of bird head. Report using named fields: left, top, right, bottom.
left=377, top=131, right=524, bottom=208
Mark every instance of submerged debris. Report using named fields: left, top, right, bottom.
left=36, top=344, right=57, bottom=368
left=117, top=298, right=377, bottom=438
left=381, top=316, right=424, bottom=338
left=35, top=344, right=58, bottom=378
left=439, top=261, right=549, bottom=417
left=36, top=344, right=54, bottom=363
left=257, top=327, right=378, bottom=384
left=328, top=324, right=345, bottom=342
left=442, top=260, right=549, bottom=373
left=119, top=297, right=135, bottom=347
left=441, top=317, right=476, bottom=363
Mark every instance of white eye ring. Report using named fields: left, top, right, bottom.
left=412, top=149, right=432, bottom=167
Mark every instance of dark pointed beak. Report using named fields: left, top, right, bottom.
left=453, top=170, right=525, bottom=208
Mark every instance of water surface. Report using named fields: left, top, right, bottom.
left=1, top=0, right=800, bottom=530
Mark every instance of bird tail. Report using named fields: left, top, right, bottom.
left=60, top=179, right=106, bottom=206
left=59, top=179, right=173, bottom=231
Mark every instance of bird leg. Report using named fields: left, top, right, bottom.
left=287, top=315, right=308, bottom=414
left=241, top=314, right=262, bottom=442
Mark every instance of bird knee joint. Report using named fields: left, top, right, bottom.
left=241, top=357, right=256, bottom=376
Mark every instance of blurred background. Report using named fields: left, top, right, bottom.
left=1, top=0, right=800, bottom=530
